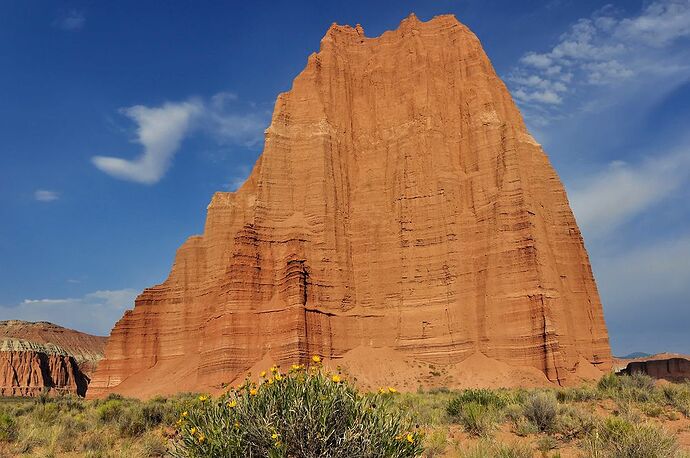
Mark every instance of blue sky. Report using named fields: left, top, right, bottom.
left=1, top=1, right=688, bottom=356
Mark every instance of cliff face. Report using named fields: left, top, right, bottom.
left=90, top=14, right=611, bottom=397
left=0, top=321, right=106, bottom=396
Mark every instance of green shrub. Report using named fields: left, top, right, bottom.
left=0, top=412, right=18, bottom=442
left=422, top=429, right=447, bottom=457
left=553, top=405, right=595, bottom=441
left=453, top=402, right=499, bottom=437
left=585, top=416, right=678, bottom=457
left=447, top=389, right=508, bottom=418
left=512, top=417, right=539, bottom=436
left=118, top=405, right=149, bottom=437
left=523, top=392, right=558, bottom=432
left=556, top=385, right=600, bottom=402
left=598, top=373, right=659, bottom=403
left=642, top=403, right=664, bottom=418
left=536, top=435, right=558, bottom=454
left=458, top=441, right=532, bottom=458
left=96, top=399, right=124, bottom=423
left=31, top=402, right=60, bottom=423
left=172, top=364, right=422, bottom=457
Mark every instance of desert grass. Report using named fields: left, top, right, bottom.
left=0, top=373, right=686, bottom=457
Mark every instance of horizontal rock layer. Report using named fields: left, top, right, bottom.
left=90, top=14, right=611, bottom=398
left=0, top=321, right=106, bottom=396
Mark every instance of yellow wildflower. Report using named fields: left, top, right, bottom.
left=250, top=388, right=258, bottom=396
left=406, top=433, right=414, bottom=443
left=270, top=366, right=278, bottom=373
left=331, top=374, right=342, bottom=383
left=260, top=370, right=267, bottom=377
left=379, top=387, right=387, bottom=394
left=234, top=421, right=240, bottom=429
left=275, top=374, right=283, bottom=381
left=268, top=378, right=274, bottom=385
left=291, top=364, right=301, bottom=371
left=227, top=400, right=237, bottom=408
left=312, top=355, right=321, bottom=363
left=198, top=395, right=208, bottom=402
left=198, top=434, right=206, bottom=443
left=388, top=387, right=398, bottom=393
left=271, top=433, right=279, bottom=440
left=190, top=427, right=197, bottom=435
left=181, top=411, right=188, bottom=417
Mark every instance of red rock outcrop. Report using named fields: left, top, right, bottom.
left=90, top=14, right=611, bottom=398
left=0, top=321, right=107, bottom=396
left=619, top=356, right=690, bottom=382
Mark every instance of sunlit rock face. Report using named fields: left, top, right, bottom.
left=89, top=14, right=611, bottom=398
left=0, top=321, right=106, bottom=396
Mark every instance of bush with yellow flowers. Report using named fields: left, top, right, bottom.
left=172, top=357, right=423, bottom=457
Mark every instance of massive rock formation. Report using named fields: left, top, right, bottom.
left=90, top=14, right=611, bottom=398
left=0, top=321, right=106, bottom=396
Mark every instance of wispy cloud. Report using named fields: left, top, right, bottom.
left=54, top=10, right=85, bottom=31
left=223, top=165, right=252, bottom=192
left=0, top=289, right=138, bottom=336
left=570, top=148, right=690, bottom=238
left=34, top=189, right=59, bottom=202
left=508, top=0, right=690, bottom=124
left=92, top=93, right=268, bottom=184
left=92, top=101, right=203, bottom=184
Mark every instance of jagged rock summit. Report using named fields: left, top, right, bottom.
left=90, top=14, right=611, bottom=398
left=0, top=320, right=106, bottom=396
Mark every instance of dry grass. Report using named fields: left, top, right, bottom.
left=0, top=375, right=687, bottom=457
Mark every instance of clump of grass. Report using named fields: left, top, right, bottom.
left=536, top=435, right=558, bottom=455
left=0, top=412, right=18, bottom=442
left=172, top=360, right=423, bottom=457
left=598, top=373, right=659, bottom=403
left=556, top=385, right=600, bottom=402
left=453, top=402, right=500, bottom=437
left=447, top=389, right=508, bottom=417
left=422, top=428, right=447, bottom=457
left=457, top=440, right=532, bottom=458
left=446, top=388, right=508, bottom=436
left=552, top=405, right=596, bottom=441
left=584, top=416, right=678, bottom=458
left=523, top=392, right=558, bottom=432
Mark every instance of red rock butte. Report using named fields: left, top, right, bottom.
left=0, top=321, right=106, bottom=396
left=89, top=14, right=611, bottom=398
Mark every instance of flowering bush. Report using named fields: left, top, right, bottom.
left=172, top=359, right=423, bottom=457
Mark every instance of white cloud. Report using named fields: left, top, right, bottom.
left=92, top=101, right=203, bottom=184
left=570, top=149, right=690, bottom=238
left=615, top=0, right=690, bottom=47
left=92, top=93, right=268, bottom=184
left=54, top=10, right=85, bottom=31
left=0, top=289, right=139, bottom=336
left=34, top=189, right=59, bottom=202
left=508, top=0, right=690, bottom=119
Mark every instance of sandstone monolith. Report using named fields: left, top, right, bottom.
left=90, top=14, right=611, bottom=398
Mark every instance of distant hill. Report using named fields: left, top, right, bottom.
left=617, top=352, right=652, bottom=359
left=0, top=320, right=106, bottom=396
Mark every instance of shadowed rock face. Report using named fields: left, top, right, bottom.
left=621, top=358, right=690, bottom=382
left=90, top=14, right=611, bottom=398
left=0, top=321, right=107, bottom=396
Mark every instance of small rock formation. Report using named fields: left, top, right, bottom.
left=620, top=357, right=690, bottom=382
left=0, top=321, right=106, bottom=396
left=90, top=14, right=611, bottom=398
